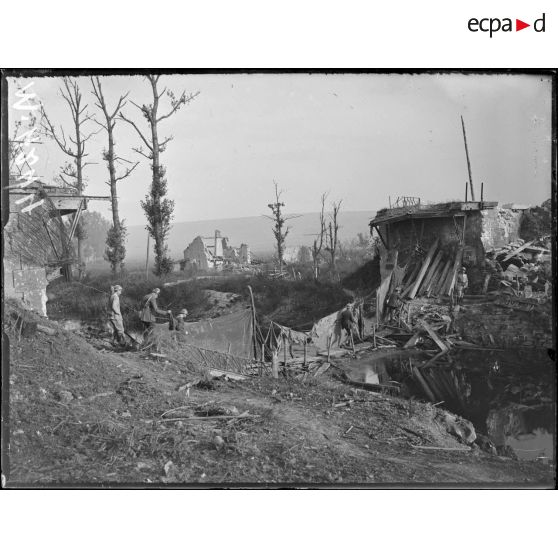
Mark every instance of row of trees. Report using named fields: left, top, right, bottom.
left=267, top=183, right=346, bottom=280
left=37, top=75, right=198, bottom=277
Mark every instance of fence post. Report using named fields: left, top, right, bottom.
left=303, top=338, right=307, bottom=368
left=272, top=350, right=279, bottom=379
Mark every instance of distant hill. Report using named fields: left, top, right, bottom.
left=125, top=210, right=377, bottom=261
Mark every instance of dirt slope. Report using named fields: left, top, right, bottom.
left=3, top=302, right=554, bottom=486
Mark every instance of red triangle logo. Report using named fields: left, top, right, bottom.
left=516, top=19, right=530, bottom=31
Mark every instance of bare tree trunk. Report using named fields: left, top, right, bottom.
left=325, top=200, right=342, bottom=277
left=40, top=78, right=98, bottom=282
left=91, top=77, right=137, bottom=275
left=120, top=75, right=199, bottom=276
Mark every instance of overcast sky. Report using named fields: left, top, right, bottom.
left=9, top=72, right=553, bottom=226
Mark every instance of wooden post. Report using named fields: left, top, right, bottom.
left=303, top=338, right=307, bottom=367
left=481, top=182, right=484, bottom=203
left=226, top=343, right=232, bottom=370
left=465, top=182, right=468, bottom=202
left=247, top=286, right=258, bottom=360
left=327, top=334, right=332, bottom=363
left=461, top=115, right=475, bottom=201
left=283, top=336, right=287, bottom=369
left=372, top=323, right=376, bottom=348
left=145, top=232, right=150, bottom=280
left=271, top=350, right=279, bottom=379
left=260, top=343, right=265, bottom=375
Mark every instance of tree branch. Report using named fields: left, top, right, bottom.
left=119, top=112, right=153, bottom=151
left=40, top=106, right=75, bottom=157
left=157, top=91, right=200, bottom=122
left=115, top=161, right=139, bottom=182
left=132, top=146, right=152, bottom=160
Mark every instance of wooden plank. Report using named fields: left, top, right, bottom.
left=425, top=258, right=444, bottom=297
left=401, top=262, right=422, bottom=297
left=411, top=445, right=471, bottom=452
left=431, top=259, right=451, bottom=296
left=446, top=248, right=464, bottom=295
left=208, top=369, right=248, bottom=381
left=418, top=250, right=442, bottom=296
left=408, top=239, right=439, bottom=299
left=430, top=260, right=451, bottom=296
left=418, top=320, right=449, bottom=353
left=402, top=261, right=418, bottom=285
left=404, top=331, right=421, bottom=348
left=502, top=240, right=535, bottom=262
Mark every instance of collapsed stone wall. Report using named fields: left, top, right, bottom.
left=455, top=303, right=553, bottom=349
left=480, top=207, right=524, bottom=250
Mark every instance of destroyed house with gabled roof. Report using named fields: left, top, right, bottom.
left=181, top=230, right=251, bottom=271
left=368, top=196, right=527, bottom=316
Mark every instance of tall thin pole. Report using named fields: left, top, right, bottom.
left=247, top=285, right=258, bottom=360
left=145, top=232, right=150, bottom=280
left=461, top=115, right=475, bottom=202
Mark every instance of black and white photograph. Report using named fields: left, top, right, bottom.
left=1, top=70, right=555, bottom=487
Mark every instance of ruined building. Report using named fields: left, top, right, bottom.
left=370, top=198, right=526, bottom=267
left=369, top=197, right=528, bottom=312
left=181, top=230, right=251, bottom=271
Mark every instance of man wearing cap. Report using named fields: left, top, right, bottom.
left=140, top=287, right=171, bottom=336
left=108, top=285, right=125, bottom=345
left=175, top=308, right=189, bottom=331
left=385, top=286, right=403, bottom=323
left=339, top=303, right=356, bottom=349
left=455, top=266, right=469, bottom=304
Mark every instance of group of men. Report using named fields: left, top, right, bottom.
left=108, top=285, right=189, bottom=347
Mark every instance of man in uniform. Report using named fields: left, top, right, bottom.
left=340, top=303, right=356, bottom=349
left=175, top=308, right=189, bottom=331
left=455, top=266, right=469, bottom=304
left=139, top=287, right=171, bottom=338
left=385, top=286, right=403, bottom=323
left=108, top=284, right=125, bottom=345
left=483, top=251, right=503, bottom=293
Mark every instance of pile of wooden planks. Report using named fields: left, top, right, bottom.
left=397, top=241, right=464, bottom=300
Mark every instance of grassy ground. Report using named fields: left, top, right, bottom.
left=4, top=301, right=554, bottom=486
left=46, top=272, right=352, bottom=331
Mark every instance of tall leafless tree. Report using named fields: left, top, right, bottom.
left=119, top=75, right=199, bottom=276
left=91, top=77, right=138, bottom=275
left=311, top=192, right=328, bottom=281
left=40, top=78, right=99, bottom=278
left=266, top=181, right=299, bottom=274
left=325, top=199, right=342, bottom=275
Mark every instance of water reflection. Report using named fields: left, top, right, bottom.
left=352, top=347, right=555, bottom=462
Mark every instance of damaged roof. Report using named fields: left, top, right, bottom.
left=370, top=200, right=498, bottom=227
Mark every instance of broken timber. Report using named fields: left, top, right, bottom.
left=418, top=320, right=449, bottom=353
left=408, top=239, right=438, bottom=299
